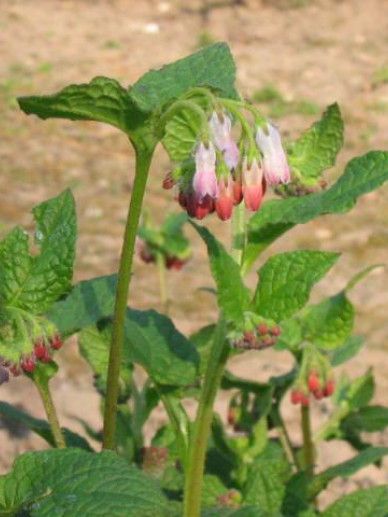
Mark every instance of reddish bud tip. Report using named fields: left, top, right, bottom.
left=243, top=331, right=255, bottom=343
left=307, top=372, right=321, bottom=393
left=21, top=356, right=36, bottom=373
left=9, top=364, right=21, bottom=377
left=34, top=341, right=51, bottom=363
left=323, top=380, right=335, bottom=397
left=291, top=389, right=302, bottom=405
left=313, top=389, right=324, bottom=400
left=300, top=393, right=310, bottom=407
left=178, top=191, right=188, bottom=208
left=270, top=325, right=281, bottom=337
left=232, top=180, right=243, bottom=205
left=166, top=257, right=185, bottom=271
left=51, top=334, right=63, bottom=351
left=257, top=323, right=269, bottom=335
left=215, top=196, right=233, bottom=221
left=162, top=173, right=175, bottom=190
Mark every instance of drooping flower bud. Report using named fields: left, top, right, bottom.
left=50, top=334, right=63, bottom=351
left=215, top=177, right=234, bottom=221
left=209, top=111, right=240, bottom=170
left=193, top=142, right=218, bottom=200
left=186, top=192, right=214, bottom=220
left=256, top=123, right=290, bottom=185
left=34, top=340, right=51, bottom=363
left=21, top=356, right=36, bottom=374
left=242, top=158, right=265, bottom=212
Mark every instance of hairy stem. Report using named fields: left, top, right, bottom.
left=34, top=377, right=65, bottom=449
left=231, top=202, right=245, bottom=264
left=183, top=318, right=228, bottom=517
left=301, top=404, right=315, bottom=473
left=103, top=145, right=154, bottom=450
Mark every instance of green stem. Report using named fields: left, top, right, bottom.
left=34, top=376, right=65, bottom=448
left=219, top=98, right=257, bottom=152
left=272, top=408, right=299, bottom=470
left=183, top=318, right=228, bottom=517
left=313, top=402, right=349, bottom=444
left=156, top=252, right=168, bottom=313
left=103, top=144, right=154, bottom=450
left=301, top=404, right=315, bottom=473
left=231, top=202, right=245, bottom=264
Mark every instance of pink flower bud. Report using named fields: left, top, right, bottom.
left=209, top=112, right=240, bottom=170
left=256, top=123, right=290, bottom=185
left=242, top=158, right=264, bottom=212
left=186, top=193, right=214, bottom=220
left=215, top=177, right=234, bottom=221
left=193, top=142, right=218, bottom=200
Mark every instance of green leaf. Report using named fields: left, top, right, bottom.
left=125, top=309, right=199, bottom=387
left=190, top=324, right=216, bottom=376
left=252, top=250, right=339, bottom=321
left=322, top=486, right=388, bottom=517
left=243, top=150, right=388, bottom=273
left=301, top=292, right=354, bottom=350
left=288, top=103, right=344, bottom=184
left=342, top=406, right=388, bottom=433
left=192, top=223, right=251, bottom=325
left=0, top=401, right=92, bottom=450
left=311, top=447, right=388, bottom=497
left=47, top=274, right=117, bottom=336
left=344, top=369, right=375, bottom=411
left=0, top=449, right=170, bottom=516
left=331, top=335, right=364, bottom=366
left=18, top=77, right=146, bottom=135
left=243, top=442, right=292, bottom=513
left=79, top=325, right=133, bottom=401
left=0, top=190, right=76, bottom=314
left=130, top=43, right=237, bottom=112
left=202, top=506, right=268, bottom=517
left=163, top=108, right=201, bottom=161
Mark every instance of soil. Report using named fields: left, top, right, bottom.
left=0, top=0, right=387, bottom=509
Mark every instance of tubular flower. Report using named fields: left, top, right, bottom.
left=242, top=158, right=265, bottom=212
left=193, top=142, right=218, bottom=200
left=215, top=176, right=234, bottom=221
left=209, top=111, right=240, bottom=170
left=255, top=123, right=290, bottom=185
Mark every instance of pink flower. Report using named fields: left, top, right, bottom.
left=255, top=123, right=290, bottom=185
left=193, top=142, right=218, bottom=200
left=242, top=158, right=265, bottom=212
left=215, top=177, right=234, bottom=221
left=209, top=112, right=240, bottom=170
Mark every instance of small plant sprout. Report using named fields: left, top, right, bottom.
left=0, top=43, right=386, bottom=517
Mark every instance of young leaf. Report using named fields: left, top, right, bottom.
left=47, top=274, right=117, bottom=336
left=163, top=108, right=202, bottom=161
left=322, top=486, right=388, bottom=517
left=341, top=406, right=388, bottom=433
left=252, top=250, right=339, bottom=321
left=288, top=103, right=344, bottom=184
left=330, top=335, right=364, bottom=366
left=301, top=292, right=354, bottom=350
left=18, top=77, right=146, bottom=136
left=0, top=449, right=170, bottom=516
left=243, top=150, right=388, bottom=273
left=130, top=43, right=237, bottom=112
left=0, top=401, right=92, bottom=451
left=310, top=447, right=388, bottom=498
left=243, top=442, right=292, bottom=513
left=192, top=223, right=251, bottom=325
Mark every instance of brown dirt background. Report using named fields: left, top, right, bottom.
left=0, top=0, right=387, bottom=509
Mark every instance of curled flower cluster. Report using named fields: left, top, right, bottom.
left=232, top=323, right=281, bottom=351
left=137, top=239, right=188, bottom=270
left=163, top=109, right=290, bottom=221
left=0, top=334, right=63, bottom=381
left=290, top=368, right=335, bottom=407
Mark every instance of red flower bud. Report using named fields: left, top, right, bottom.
left=243, top=331, right=255, bottom=343
left=313, top=389, right=324, bottom=400
left=162, top=173, right=175, bottom=190
left=323, top=379, right=335, bottom=397
left=290, top=389, right=302, bottom=405
left=51, top=334, right=63, bottom=351
left=21, top=356, right=36, bottom=373
left=270, top=325, right=281, bottom=337
left=257, top=323, right=269, bottom=335
left=233, top=180, right=243, bottom=205
left=34, top=341, right=51, bottom=363
left=307, top=371, right=321, bottom=393
left=300, top=393, right=310, bottom=407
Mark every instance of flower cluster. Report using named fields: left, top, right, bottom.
left=137, top=239, right=187, bottom=270
left=164, top=110, right=290, bottom=221
left=0, top=334, right=63, bottom=381
left=233, top=323, right=281, bottom=350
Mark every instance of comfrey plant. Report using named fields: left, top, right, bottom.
left=0, top=43, right=387, bottom=516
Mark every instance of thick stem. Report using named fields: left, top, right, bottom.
left=301, top=405, right=315, bottom=473
left=156, top=252, right=168, bottom=313
left=271, top=409, right=299, bottom=470
left=231, top=203, right=245, bottom=264
left=103, top=145, right=154, bottom=450
left=34, top=377, right=65, bottom=448
left=183, top=318, right=228, bottom=517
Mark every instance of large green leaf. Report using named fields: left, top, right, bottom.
left=243, top=150, right=388, bottom=273
left=341, top=406, right=388, bottom=433
left=130, top=43, right=237, bottom=112
left=47, top=274, right=117, bottom=336
left=192, top=224, right=251, bottom=325
left=18, top=77, right=146, bottom=135
left=288, top=103, right=344, bottom=184
left=301, top=292, right=354, bottom=350
left=252, top=250, right=339, bottom=321
left=243, top=442, right=291, bottom=513
left=0, top=401, right=92, bottom=451
left=0, top=190, right=76, bottom=314
left=0, top=449, right=170, bottom=516
left=322, top=486, right=388, bottom=517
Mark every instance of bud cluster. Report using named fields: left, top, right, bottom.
left=290, top=348, right=335, bottom=407
left=138, top=240, right=187, bottom=270
left=232, top=323, right=281, bottom=351
left=0, top=334, right=63, bottom=381
left=163, top=103, right=291, bottom=222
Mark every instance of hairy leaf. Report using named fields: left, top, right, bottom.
left=322, top=486, right=388, bottom=517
